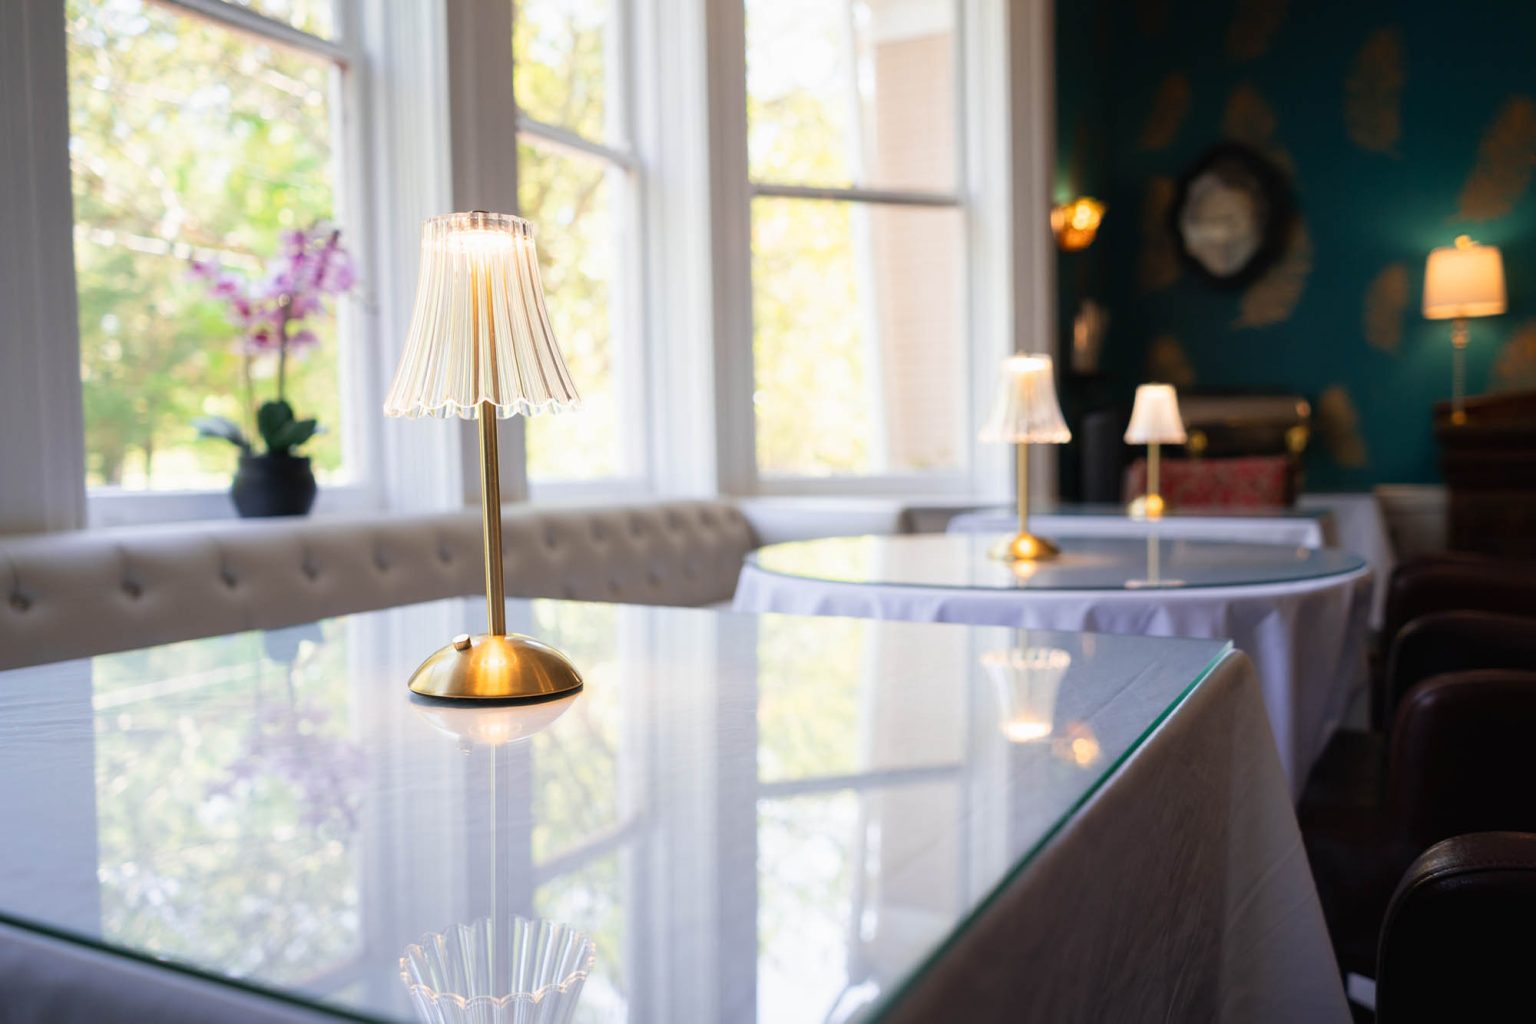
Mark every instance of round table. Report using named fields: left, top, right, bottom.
left=734, top=534, right=1373, bottom=793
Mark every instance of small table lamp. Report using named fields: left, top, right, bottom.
left=385, top=211, right=584, bottom=702
left=1124, top=383, right=1187, bottom=519
left=980, top=354, right=1072, bottom=561
left=1424, top=235, right=1506, bottom=426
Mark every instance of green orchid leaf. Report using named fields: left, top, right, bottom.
left=192, top=415, right=252, bottom=453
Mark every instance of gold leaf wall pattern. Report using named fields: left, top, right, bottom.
left=1493, top=319, right=1536, bottom=392
left=1345, top=27, right=1404, bottom=155
left=1141, top=73, right=1191, bottom=151
left=1363, top=263, right=1409, bottom=352
left=1222, top=84, right=1295, bottom=174
left=1316, top=386, right=1369, bottom=468
left=1227, top=0, right=1287, bottom=60
left=1458, top=95, right=1536, bottom=220
left=1235, top=221, right=1312, bottom=328
left=1147, top=335, right=1196, bottom=390
left=1138, top=177, right=1181, bottom=293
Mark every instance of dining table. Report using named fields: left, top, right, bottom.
left=0, top=595, right=1348, bottom=1022
left=734, top=533, right=1374, bottom=793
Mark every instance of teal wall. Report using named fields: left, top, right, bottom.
left=1056, top=0, right=1536, bottom=490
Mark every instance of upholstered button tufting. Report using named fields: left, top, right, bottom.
left=9, top=593, right=30, bottom=613
left=544, top=529, right=559, bottom=549
left=220, top=568, right=239, bottom=589
left=374, top=551, right=391, bottom=572
left=303, top=561, right=320, bottom=581
left=591, top=523, right=605, bottom=542
left=122, top=580, right=143, bottom=599
left=437, top=545, right=453, bottom=565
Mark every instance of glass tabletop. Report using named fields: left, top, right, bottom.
left=749, top=534, right=1367, bottom=591
left=0, top=598, right=1230, bottom=1023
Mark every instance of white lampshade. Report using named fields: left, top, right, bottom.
left=1124, top=383, right=1187, bottom=444
left=385, top=211, right=580, bottom=420
left=1423, top=236, right=1507, bottom=320
left=979, top=354, right=1072, bottom=444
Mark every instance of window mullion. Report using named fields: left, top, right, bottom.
left=150, top=0, right=351, bottom=62
left=748, top=181, right=960, bottom=208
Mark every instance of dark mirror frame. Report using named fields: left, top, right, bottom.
left=1170, top=141, right=1293, bottom=290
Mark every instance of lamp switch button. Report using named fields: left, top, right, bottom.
left=452, top=633, right=473, bottom=652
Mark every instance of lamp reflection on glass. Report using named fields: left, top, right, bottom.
left=385, top=211, right=584, bottom=702
left=982, top=645, right=1072, bottom=743
left=1054, top=722, right=1101, bottom=768
left=1124, top=534, right=1185, bottom=589
left=1051, top=197, right=1106, bottom=251
left=1423, top=235, right=1506, bottom=426
left=979, top=354, right=1072, bottom=561
left=1124, top=383, right=1186, bottom=520
left=401, top=693, right=594, bottom=1023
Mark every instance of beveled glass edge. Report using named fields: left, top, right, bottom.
left=863, top=640, right=1237, bottom=1022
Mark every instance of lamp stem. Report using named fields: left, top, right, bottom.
left=479, top=401, right=506, bottom=636
left=1148, top=441, right=1160, bottom=504
left=1017, top=442, right=1030, bottom=537
left=1451, top=318, right=1469, bottom=426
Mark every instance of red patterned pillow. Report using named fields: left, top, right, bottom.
left=1124, top=455, right=1292, bottom=509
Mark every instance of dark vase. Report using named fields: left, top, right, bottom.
left=231, top=452, right=317, bottom=518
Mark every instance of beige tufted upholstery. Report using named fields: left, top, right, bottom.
left=0, top=500, right=757, bottom=670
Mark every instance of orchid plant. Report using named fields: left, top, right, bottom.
left=190, top=224, right=356, bottom=458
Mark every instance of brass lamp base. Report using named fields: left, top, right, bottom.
left=1127, top=492, right=1166, bottom=520
left=407, top=633, right=584, bottom=702
left=989, top=530, right=1061, bottom=562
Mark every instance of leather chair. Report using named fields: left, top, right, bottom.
left=1376, top=832, right=1536, bottom=1022
left=1301, top=669, right=1536, bottom=978
left=1377, top=554, right=1536, bottom=714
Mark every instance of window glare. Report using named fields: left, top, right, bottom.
left=65, top=0, right=345, bottom=491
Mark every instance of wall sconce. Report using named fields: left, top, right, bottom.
left=1051, top=197, right=1105, bottom=251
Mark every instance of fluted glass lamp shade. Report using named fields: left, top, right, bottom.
left=385, top=212, right=580, bottom=420
left=1124, top=384, right=1187, bottom=444
left=979, top=354, right=1071, bottom=444
left=384, top=211, right=584, bottom=703
left=1423, top=236, right=1506, bottom=320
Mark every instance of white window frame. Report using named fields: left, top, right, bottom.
left=512, top=0, right=654, bottom=501
left=54, top=0, right=386, bottom=529
left=706, top=0, right=1045, bottom=502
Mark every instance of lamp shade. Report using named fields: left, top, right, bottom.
left=1124, top=383, right=1187, bottom=444
left=385, top=211, right=580, bottom=420
left=1423, top=236, right=1507, bottom=320
left=979, top=354, right=1072, bottom=444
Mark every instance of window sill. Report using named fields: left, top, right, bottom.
left=87, top=482, right=380, bottom=529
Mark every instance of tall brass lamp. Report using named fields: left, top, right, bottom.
left=384, top=211, right=584, bottom=702
left=980, top=354, right=1072, bottom=561
left=1423, top=235, right=1506, bottom=426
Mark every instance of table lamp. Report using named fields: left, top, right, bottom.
left=980, top=354, right=1072, bottom=561
left=1424, top=235, right=1506, bottom=426
left=1124, top=383, right=1187, bottom=519
left=385, top=211, right=584, bottom=702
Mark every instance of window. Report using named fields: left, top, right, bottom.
left=513, top=0, right=646, bottom=487
left=65, top=0, right=358, bottom=496
left=745, top=0, right=968, bottom=482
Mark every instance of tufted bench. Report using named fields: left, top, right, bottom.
left=0, top=500, right=757, bottom=670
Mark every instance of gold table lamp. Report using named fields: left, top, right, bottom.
left=1124, top=383, right=1187, bottom=520
left=384, top=211, right=584, bottom=701
left=980, top=354, right=1072, bottom=561
left=1424, top=235, right=1506, bottom=426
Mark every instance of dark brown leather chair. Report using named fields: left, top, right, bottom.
left=1378, top=555, right=1536, bottom=689
left=1376, top=832, right=1536, bottom=1022
left=1306, top=611, right=1536, bottom=812
left=1301, top=670, right=1536, bottom=978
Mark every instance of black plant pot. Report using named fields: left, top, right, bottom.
left=231, top=453, right=317, bottom=518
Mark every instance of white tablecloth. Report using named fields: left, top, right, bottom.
left=892, top=650, right=1349, bottom=1023
left=735, top=562, right=1373, bottom=794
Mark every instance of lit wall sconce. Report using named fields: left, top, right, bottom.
left=1051, top=196, right=1106, bottom=251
